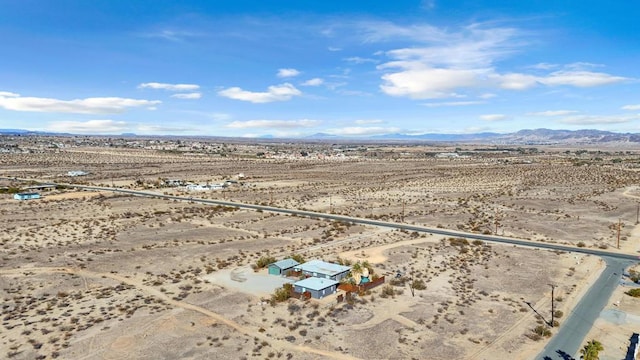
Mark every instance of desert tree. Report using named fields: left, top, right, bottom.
left=580, top=339, right=603, bottom=360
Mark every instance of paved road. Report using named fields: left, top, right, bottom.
left=5, top=178, right=638, bottom=262
left=538, top=256, right=634, bottom=360
left=51, top=182, right=638, bottom=262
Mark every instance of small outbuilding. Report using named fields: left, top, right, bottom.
left=14, top=192, right=41, bottom=200
left=268, top=258, right=300, bottom=276
left=294, top=259, right=351, bottom=281
left=294, top=277, right=339, bottom=299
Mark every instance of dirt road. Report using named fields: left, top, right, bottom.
left=0, top=266, right=359, bottom=360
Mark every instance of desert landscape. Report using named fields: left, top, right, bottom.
left=2, top=135, right=640, bottom=359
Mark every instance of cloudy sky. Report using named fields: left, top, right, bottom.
left=1, top=1, right=639, bottom=137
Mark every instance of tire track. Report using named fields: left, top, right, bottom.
left=0, top=266, right=359, bottom=360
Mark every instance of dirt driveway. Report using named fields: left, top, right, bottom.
left=202, top=265, right=294, bottom=297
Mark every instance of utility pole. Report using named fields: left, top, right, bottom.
left=402, top=199, right=405, bottom=222
left=549, top=284, right=556, bottom=327
left=636, top=203, right=639, bottom=225
left=617, top=218, right=621, bottom=249
left=329, top=195, right=332, bottom=213
left=495, top=208, right=499, bottom=235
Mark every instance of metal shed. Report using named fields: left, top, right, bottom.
left=268, top=258, right=300, bottom=276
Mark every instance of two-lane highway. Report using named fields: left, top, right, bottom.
left=63, top=182, right=639, bottom=262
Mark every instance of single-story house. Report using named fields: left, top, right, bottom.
left=185, top=183, right=226, bottom=191
left=14, top=192, right=41, bottom=200
left=268, top=258, right=300, bottom=276
left=294, top=259, right=351, bottom=281
left=294, top=277, right=339, bottom=299
left=67, top=170, right=89, bottom=177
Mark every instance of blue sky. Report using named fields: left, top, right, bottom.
left=1, top=0, right=639, bottom=137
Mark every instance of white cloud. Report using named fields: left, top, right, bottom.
left=138, top=82, right=200, bottom=91
left=375, top=22, right=520, bottom=99
left=218, top=83, right=301, bottom=103
left=277, top=68, right=301, bottom=78
left=378, top=23, right=519, bottom=68
left=226, top=119, right=318, bottom=129
left=327, top=47, right=342, bottom=52
left=140, top=29, right=201, bottom=42
left=354, top=119, right=384, bottom=125
left=380, top=65, right=483, bottom=99
left=301, top=78, right=324, bottom=86
left=526, top=110, right=579, bottom=116
left=558, top=115, right=638, bottom=125
left=336, top=89, right=372, bottom=97
left=0, top=91, right=19, bottom=97
left=326, top=126, right=400, bottom=136
left=423, top=101, right=485, bottom=107
left=372, top=22, right=629, bottom=99
left=493, top=69, right=627, bottom=90
left=540, top=71, right=627, bottom=87
left=344, top=56, right=378, bottom=64
left=493, top=73, right=539, bottom=90
left=529, top=63, right=558, bottom=70
left=47, top=120, right=129, bottom=133
left=479, top=93, right=497, bottom=99
left=171, top=92, right=202, bottom=99
left=622, top=104, right=640, bottom=111
left=0, top=92, right=160, bottom=114
left=564, top=62, right=603, bottom=70
left=480, top=114, right=508, bottom=121
left=358, top=21, right=456, bottom=44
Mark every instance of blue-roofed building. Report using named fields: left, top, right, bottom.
left=294, top=277, right=339, bottom=299
left=294, top=259, right=351, bottom=281
left=13, top=192, right=41, bottom=200
left=268, top=258, right=300, bottom=276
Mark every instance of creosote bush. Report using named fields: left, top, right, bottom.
left=254, top=256, right=277, bottom=270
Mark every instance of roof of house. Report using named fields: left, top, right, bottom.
left=294, top=277, right=339, bottom=291
left=295, top=259, right=350, bottom=276
left=16, top=192, right=40, bottom=196
left=270, top=258, right=300, bottom=270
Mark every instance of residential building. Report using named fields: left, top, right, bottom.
left=14, top=192, right=41, bottom=200
left=294, top=259, right=351, bottom=281
left=293, top=277, right=339, bottom=299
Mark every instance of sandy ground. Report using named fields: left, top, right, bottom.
left=203, top=266, right=294, bottom=297
left=2, top=142, right=640, bottom=359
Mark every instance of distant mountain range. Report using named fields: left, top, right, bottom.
left=308, top=129, right=640, bottom=144
left=3, top=128, right=640, bottom=144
